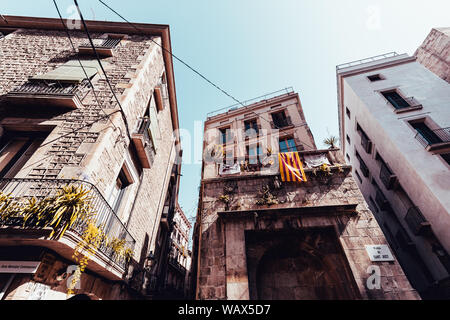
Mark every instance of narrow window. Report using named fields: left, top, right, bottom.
left=244, top=119, right=259, bottom=137
left=279, top=137, right=297, bottom=153
left=0, top=131, right=48, bottom=179
left=355, top=150, right=369, bottom=177
left=346, top=107, right=351, bottom=119
left=271, top=110, right=290, bottom=128
left=246, top=145, right=262, bottom=165
left=368, top=74, right=383, bottom=82
left=354, top=169, right=363, bottom=183
left=381, top=90, right=410, bottom=110
left=346, top=134, right=351, bottom=145
left=219, top=127, right=232, bottom=145
left=108, top=169, right=130, bottom=213
left=410, top=121, right=443, bottom=146
left=356, top=123, right=372, bottom=153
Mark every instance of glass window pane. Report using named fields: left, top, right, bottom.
left=287, top=139, right=297, bottom=151
left=279, top=140, right=288, bottom=152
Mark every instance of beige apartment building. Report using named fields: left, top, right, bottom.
left=191, top=88, right=418, bottom=300
left=0, top=16, right=182, bottom=300
left=337, top=45, right=450, bottom=298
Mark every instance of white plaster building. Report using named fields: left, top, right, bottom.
left=337, top=51, right=450, bottom=299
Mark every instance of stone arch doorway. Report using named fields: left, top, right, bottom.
left=246, top=228, right=361, bottom=300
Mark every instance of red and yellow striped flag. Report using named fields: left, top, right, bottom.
left=278, top=152, right=307, bottom=182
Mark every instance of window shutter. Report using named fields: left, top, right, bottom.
left=148, top=99, right=161, bottom=150
left=31, top=60, right=100, bottom=83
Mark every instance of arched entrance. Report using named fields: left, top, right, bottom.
left=246, top=228, right=360, bottom=300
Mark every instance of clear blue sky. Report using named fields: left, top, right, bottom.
left=2, top=0, right=449, bottom=223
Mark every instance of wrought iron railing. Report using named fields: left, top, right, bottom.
left=137, top=117, right=156, bottom=162
left=0, top=178, right=135, bottom=269
left=80, top=38, right=121, bottom=49
left=336, top=52, right=399, bottom=70
left=414, top=127, right=450, bottom=148
left=168, top=256, right=187, bottom=274
left=375, top=189, right=389, bottom=210
left=9, top=79, right=90, bottom=97
left=405, top=206, right=430, bottom=236
left=403, top=96, right=422, bottom=108
left=270, top=116, right=293, bottom=129
left=360, top=132, right=372, bottom=153
left=207, top=87, right=294, bottom=118
left=379, top=162, right=396, bottom=190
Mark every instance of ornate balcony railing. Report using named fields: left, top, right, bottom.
left=6, top=79, right=91, bottom=109
left=9, top=79, right=90, bottom=97
left=415, top=127, right=450, bottom=149
left=405, top=206, right=431, bottom=236
left=0, top=178, right=135, bottom=269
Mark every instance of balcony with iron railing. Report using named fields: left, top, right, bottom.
left=405, top=206, right=432, bottom=236
left=379, top=162, right=398, bottom=190
left=359, top=159, right=370, bottom=178
left=414, top=127, right=450, bottom=152
left=391, top=96, right=423, bottom=114
left=360, top=132, right=372, bottom=154
left=168, top=256, right=187, bottom=275
left=78, top=38, right=122, bottom=57
left=206, top=87, right=294, bottom=119
left=0, top=178, right=135, bottom=279
left=375, top=189, right=390, bottom=211
left=6, top=79, right=91, bottom=109
left=132, top=117, right=156, bottom=169
left=270, top=116, right=293, bottom=130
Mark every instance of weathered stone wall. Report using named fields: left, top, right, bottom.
left=0, top=29, right=176, bottom=274
left=415, top=28, right=450, bottom=83
left=196, top=157, right=419, bottom=300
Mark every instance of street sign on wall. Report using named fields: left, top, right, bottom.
left=365, top=245, right=395, bottom=262
left=0, top=261, right=41, bottom=273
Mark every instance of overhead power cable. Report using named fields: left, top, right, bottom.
left=98, top=0, right=246, bottom=109
left=98, top=0, right=317, bottom=151
left=53, top=0, right=122, bottom=138
left=73, top=0, right=132, bottom=139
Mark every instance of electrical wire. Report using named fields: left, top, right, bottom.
left=98, top=0, right=318, bottom=151
left=53, top=0, right=122, bottom=138
left=98, top=0, right=246, bottom=109
left=73, top=0, right=132, bottom=139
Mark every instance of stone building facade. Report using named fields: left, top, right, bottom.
left=415, top=27, right=450, bottom=83
left=191, top=90, right=418, bottom=300
left=163, top=203, right=191, bottom=299
left=337, top=50, right=450, bottom=298
left=0, top=16, right=182, bottom=300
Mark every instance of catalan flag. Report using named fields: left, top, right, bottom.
left=278, top=152, right=307, bottom=182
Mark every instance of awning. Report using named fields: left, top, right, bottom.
left=31, top=60, right=101, bottom=83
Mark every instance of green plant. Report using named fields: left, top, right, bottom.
left=46, top=185, right=94, bottom=239
left=323, top=135, right=338, bottom=149
left=0, top=192, right=19, bottom=223
left=108, top=237, right=133, bottom=262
